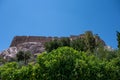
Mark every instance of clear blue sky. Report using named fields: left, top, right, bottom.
left=0, top=0, right=120, bottom=51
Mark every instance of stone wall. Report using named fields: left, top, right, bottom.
left=0, top=34, right=106, bottom=62
left=10, top=36, right=53, bottom=47
left=10, top=34, right=106, bottom=47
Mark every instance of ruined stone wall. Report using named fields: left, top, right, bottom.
left=10, top=36, right=53, bottom=47
left=10, top=34, right=106, bottom=47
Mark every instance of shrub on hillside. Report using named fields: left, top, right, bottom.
left=0, top=47, right=120, bottom=80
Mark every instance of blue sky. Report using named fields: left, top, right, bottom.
left=0, top=0, right=120, bottom=51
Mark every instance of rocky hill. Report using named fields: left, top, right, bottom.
left=10, top=36, right=53, bottom=47
left=0, top=34, right=106, bottom=61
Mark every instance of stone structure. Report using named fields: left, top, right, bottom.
left=0, top=34, right=106, bottom=61
left=10, top=35, right=105, bottom=48
left=10, top=36, right=53, bottom=47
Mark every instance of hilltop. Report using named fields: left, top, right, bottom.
left=0, top=32, right=106, bottom=61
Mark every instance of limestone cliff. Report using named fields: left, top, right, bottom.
left=0, top=34, right=106, bottom=61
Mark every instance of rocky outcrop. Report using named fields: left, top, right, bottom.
left=0, top=33, right=106, bottom=61
left=0, top=47, right=18, bottom=61
left=17, top=42, right=45, bottom=54
left=0, top=42, right=45, bottom=61
left=10, top=36, right=53, bottom=47
left=10, top=35, right=106, bottom=48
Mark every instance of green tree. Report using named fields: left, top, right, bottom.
left=0, top=56, right=6, bottom=64
left=16, top=51, right=24, bottom=62
left=1, top=47, right=120, bottom=80
left=45, top=39, right=61, bottom=52
left=38, top=47, right=110, bottom=80
left=16, top=51, right=31, bottom=65
left=84, top=31, right=96, bottom=53
left=45, top=31, right=104, bottom=54
left=0, top=62, right=19, bottom=80
left=37, top=47, right=84, bottom=80
left=70, top=38, right=86, bottom=51
left=60, top=37, right=70, bottom=46
left=117, top=31, right=120, bottom=49
left=24, top=51, right=31, bottom=65
left=45, top=38, right=70, bottom=52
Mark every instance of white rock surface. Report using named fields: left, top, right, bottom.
left=104, top=46, right=114, bottom=51
left=0, top=42, right=45, bottom=61
left=0, top=47, right=18, bottom=60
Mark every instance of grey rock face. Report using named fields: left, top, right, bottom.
left=0, top=47, right=18, bottom=61
left=104, top=46, right=114, bottom=51
left=0, top=42, right=45, bottom=61
left=0, top=34, right=106, bottom=61
left=17, top=42, right=45, bottom=54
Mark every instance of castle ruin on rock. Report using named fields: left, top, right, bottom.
left=0, top=34, right=106, bottom=61
left=10, top=34, right=106, bottom=48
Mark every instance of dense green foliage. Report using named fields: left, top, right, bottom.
left=45, top=31, right=102, bottom=53
left=0, top=56, right=6, bottom=64
left=45, top=38, right=70, bottom=52
left=0, top=47, right=120, bottom=80
left=70, top=38, right=86, bottom=52
left=84, top=31, right=96, bottom=52
left=117, top=31, right=120, bottom=49
left=16, top=51, right=31, bottom=65
left=0, top=31, right=120, bottom=80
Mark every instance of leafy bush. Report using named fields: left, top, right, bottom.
left=0, top=47, right=120, bottom=80
left=16, top=51, right=32, bottom=65
left=45, top=38, right=70, bottom=52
